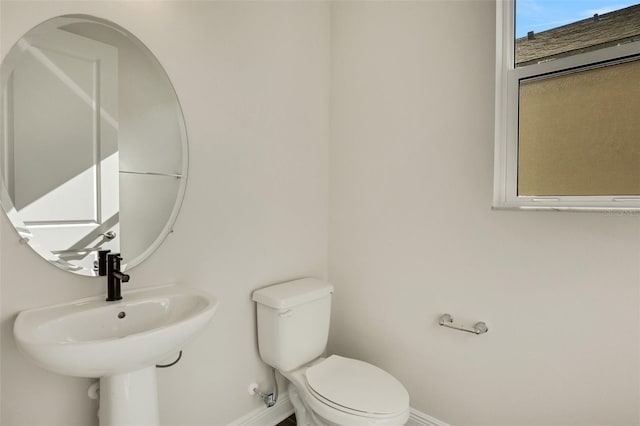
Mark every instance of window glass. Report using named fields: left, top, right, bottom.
left=518, top=59, right=640, bottom=196
left=515, top=1, right=640, bottom=66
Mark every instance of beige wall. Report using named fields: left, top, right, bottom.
left=0, top=2, right=329, bottom=425
left=518, top=59, right=640, bottom=196
left=328, top=1, right=640, bottom=425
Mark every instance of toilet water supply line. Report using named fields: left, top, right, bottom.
left=250, top=368, right=279, bottom=408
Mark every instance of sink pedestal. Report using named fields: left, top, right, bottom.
left=99, top=367, right=159, bottom=426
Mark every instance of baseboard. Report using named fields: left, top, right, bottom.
left=407, top=407, right=451, bottom=426
left=229, top=394, right=449, bottom=426
left=230, top=392, right=294, bottom=426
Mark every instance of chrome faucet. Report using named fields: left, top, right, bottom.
left=98, top=250, right=130, bottom=301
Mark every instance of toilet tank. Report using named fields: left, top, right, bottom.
left=252, top=278, right=333, bottom=372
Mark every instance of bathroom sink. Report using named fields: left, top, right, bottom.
left=13, top=284, right=218, bottom=377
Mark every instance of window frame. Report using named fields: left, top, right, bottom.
left=493, top=0, right=640, bottom=211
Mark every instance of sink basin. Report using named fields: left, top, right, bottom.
left=14, top=284, right=218, bottom=378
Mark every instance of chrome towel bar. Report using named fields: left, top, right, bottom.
left=438, top=313, right=488, bottom=335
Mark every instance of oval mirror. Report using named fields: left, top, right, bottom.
left=0, top=15, right=188, bottom=276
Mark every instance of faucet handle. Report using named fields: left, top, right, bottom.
left=107, top=253, right=129, bottom=282
left=107, top=252, right=122, bottom=261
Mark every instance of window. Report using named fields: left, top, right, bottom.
left=494, top=1, right=640, bottom=211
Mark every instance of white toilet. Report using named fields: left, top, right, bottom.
left=252, top=278, right=410, bottom=426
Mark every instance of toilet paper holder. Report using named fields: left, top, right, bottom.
left=438, top=313, right=488, bottom=335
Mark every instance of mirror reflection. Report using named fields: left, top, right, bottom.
left=0, top=15, right=188, bottom=276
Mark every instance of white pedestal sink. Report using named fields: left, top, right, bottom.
left=13, top=284, right=218, bottom=426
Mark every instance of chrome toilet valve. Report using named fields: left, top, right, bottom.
left=249, top=383, right=276, bottom=408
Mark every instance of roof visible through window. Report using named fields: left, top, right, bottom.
left=515, top=1, right=640, bottom=66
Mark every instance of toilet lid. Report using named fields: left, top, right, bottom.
left=305, top=355, right=409, bottom=415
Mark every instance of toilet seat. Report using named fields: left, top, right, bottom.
left=304, top=355, right=409, bottom=418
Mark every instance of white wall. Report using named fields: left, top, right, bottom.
left=3, top=2, right=640, bottom=426
left=328, top=2, right=640, bottom=426
left=0, top=2, right=329, bottom=425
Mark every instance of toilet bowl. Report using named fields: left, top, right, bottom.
left=252, top=278, right=411, bottom=426
left=281, top=356, right=410, bottom=426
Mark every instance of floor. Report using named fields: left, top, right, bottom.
left=276, top=414, right=296, bottom=426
